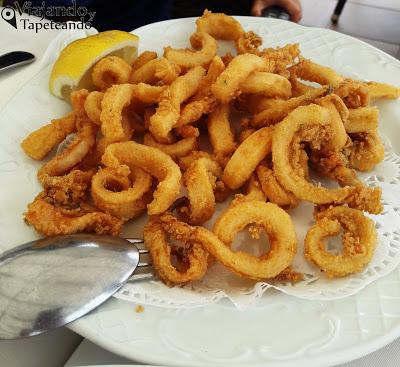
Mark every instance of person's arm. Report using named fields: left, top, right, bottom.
left=251, top=0, right=302, bottom=22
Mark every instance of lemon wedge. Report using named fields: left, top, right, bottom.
left=49, top=30, right=139, bottom=100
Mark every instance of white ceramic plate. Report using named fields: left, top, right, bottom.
left=68, top=17, right=400, bottom=366
left=1, top=17, right=400, bottom=367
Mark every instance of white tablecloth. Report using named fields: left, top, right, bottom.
left=1, top=8, right=399, bottom=367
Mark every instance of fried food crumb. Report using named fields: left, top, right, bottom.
left=135, top=305, right=145, bottom=313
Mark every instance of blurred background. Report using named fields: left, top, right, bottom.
left=299, top=0, right=400, bottom=59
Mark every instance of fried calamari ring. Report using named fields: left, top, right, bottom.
left=70, top=89, right=89, bottom=115
left=95, top=110, right=134, bottom=161
left=130, top=57, right=181, bottom=85
left=343, top=107, right=384, bottom=171
left=251, top=86, right=329, bottom=127
left=41, top=169, right=94, bottom=207
left=316, top=94, right=349, bottom=151
left=365, top=81, right=400, bottom=100
left=38, top=119, right=96, bottom=181
left=304, top=206, right=377, bottom=277
left=239, top=128, right=256, bottom=143
left=92, top=56, right=132, bottom=91
left=347, top=131, right=385, bottom=172
left=131, top=51, right=157, bottom=71
left=144, top=214, right=209, bottom=285
left=223, top=127, right=273, bottom=190
left=345, top=107, right=378, bottom=133
left=241, top=174, right=266, bottom=202
left=25, top=193, right=122, bottom=236
left=333, top=79, right=370, bottom=109
left=259, top=44, right=300, bottom=73
left=196, top=10, right=244, bottom=41
left=272, top=104, right=353, bottom=203
left=84, top=91, right=103, bottom=125
left=207, top=104, right=236, bottom=165
left=176, top=56, right=225, bottom=127
left=240, top=72, right=292, bottom=99
left=309, top=149, right=383, bottom=214
left=21, top=112, right=77, bottom=160
left=164, top=31, right=217, bottom=68
left=211, top=54, right=267, bottom=104
left=178, top=150, right=213, bottom=170
left=132, top=83, right=167, bottom=104
left=289, top=75, right=316, bottom=96
left=100, top=84, right=136, bottom=141
left=194, top=200, right=297, bottom=279
left=180, top=157, right=222, bottom=225
left=143, top=133, right=198, bottom=158
left=256, top=163, right=298, bottom=209
left=289, top=59, right=343, bottom=87
left=149, top=65, right=206, bottom=142
left=91, top=166, right=152, bottom=220
left=235, top=31, right=262, bottom=54
left=102, top=141, right=182, bottom=215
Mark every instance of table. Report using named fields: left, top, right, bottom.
left=0, top=8, right=399, bottom=367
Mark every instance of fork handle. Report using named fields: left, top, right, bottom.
left=0, top=51, right=35, bottom=73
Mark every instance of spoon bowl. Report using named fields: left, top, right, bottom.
left=0, top=234, right=142, bottom=340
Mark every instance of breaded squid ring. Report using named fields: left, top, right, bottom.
left=235, top=31, right=262, bottom=54
left=240, top=72, right=292, bottom=99
left=91, top=166, right=152, bottom=221
left=196, top=10, right=244, bottom=41
left=102, top=141, right=182, bottom=215
left=316, top=94, right=349, bottom=151
left=345, top=107, right=378, bottom=133
left=256, top=163, right=298, bottom=209
left=143, top=133, right=198, bottom=158
left=176, top=56, right=225, bottom=127
left=223, top=127, right=273, bottom=190
left=92, top=56, right=132, bottom=91
left=211, top=53, right=267, bottom=103
left=289, top=59, right=343, bottom=87
left=347, top=131, right=385, bottom=172
left=365, top=81, right=400, bottom=100
left=250, top=86, right=329, bottom=127
left=272, top=104, right=354, bottom=204
left=84, top=91, right=104, bottom=125
left=70, top=89, right=89, bottom=115
left=38, top=119, right=96, bottom=181
left=132, top=83, right=167, bottom=104
left=25, top=193, right=122, bottom=236
left=207, top=103, right=236, bottom=165
left=100, top=84, right=135, bottom=141
left=131, top=50, right=158, bottom=71
left=149, top=65, right=206, bottom=142
left=241, top=174, right=266, bottom=202
left=21, top=112, right=77, bottom=160
left=144, top=214, right=209, bottom=285
left=130, top=57, right=181, bottom=85
left=333, top=79, right=370, bottom=109
left=95, top=112, right=134, bottom=161
left=192, top=200, right=297, bottom=280
left=343, top=107, right=384, bottom=171
left=180, top=157, right=222, bottom=225
left=164, top=31, right=217, bottom=68
left=304, top=206, right=377, bottom=277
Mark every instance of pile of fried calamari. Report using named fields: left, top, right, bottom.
left=21, top=11, right=400, bottom=284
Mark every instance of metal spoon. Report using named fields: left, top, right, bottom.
left=0, top=234, right=151, bottom=340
